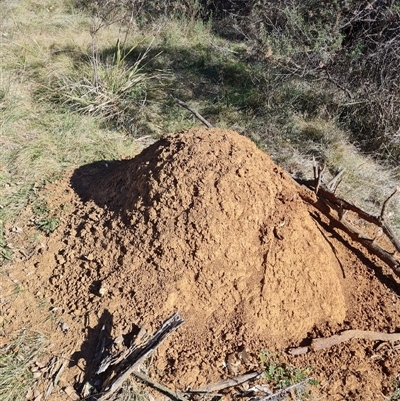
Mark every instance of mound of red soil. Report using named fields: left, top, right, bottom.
left=37, top=128, right=346, bottom=386
left=5, top=127, right=400, bottom=400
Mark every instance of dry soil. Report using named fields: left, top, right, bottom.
left=1, top=128, right=400, bottom=400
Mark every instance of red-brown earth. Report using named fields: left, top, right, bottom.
left=1, top=127, right=400, bottom=400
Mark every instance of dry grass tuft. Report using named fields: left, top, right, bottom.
left=0, top=330, right=46, bottom=401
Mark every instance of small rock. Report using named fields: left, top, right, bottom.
left=63, top=386, right=79, bottom=400
left=56, top=255, right=66, bottom=264
left=25, top=387, right=33, bottom=399
left=98, top=284, right=107, bottom=296
left=33, top=388, right=42, bottom=401
left=60, top=322, right=69, bottom=333
left=33, top=371, right=42, bottom=379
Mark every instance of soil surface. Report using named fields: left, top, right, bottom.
left=1, top=127, right=400, bottom=400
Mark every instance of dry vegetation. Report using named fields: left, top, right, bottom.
left=0, top=0, right=400, bottom=399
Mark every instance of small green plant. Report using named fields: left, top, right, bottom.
left=260, top=350, right=317, bottom=390
left=36, top=217, right=60, bottom=234
left=32, top=199, right=59, bottom=234
left=32, top=199, right=50, bottom=216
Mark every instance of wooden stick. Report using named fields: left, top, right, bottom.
left=309, top=194, right=400, bottom=277
left=45, top=357, right=68, bottom=399
left=327, top=168, right=345, bottom=192
left=189, top=371, right=263, bottom=393
left=315, top=163, right=325, bottom=195
left=176, top=99, right=213, bottom=128
left=380, top=187, right=400, bottom=220
left=96, top=312, right=184, bottom=401
left=296, top=174, right=400, bottom=278
left=247, top=379, right=310, bottom=401
left=132, top=371, right=188, bottom=401
left=299, top=180, right=400, bottom=254
left=312, top=157, right=318, bottom=181
left=288, top=330, right=400, bottom=355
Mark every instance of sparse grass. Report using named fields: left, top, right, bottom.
left=115, top=378, right=151, bottom=401
left=0, top=226, right=12, bottom=262
left=31, top=198, right=60, bottom=234
left=391, top=379, right=400, bottom=400
left=0, top=330, right=46, bottom=401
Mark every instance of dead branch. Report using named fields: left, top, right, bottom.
left=288, top=330, right=400, bottom=355
left=132, top=371, right=188, bottom=401
left=314, top=162, right=325, bottom=194
left=327, top=168, right=345, bottom=193
left=297, top=172, right=400, bottom=279
left=312, top=156, right=318, bottom=181
left=176, top=99, right=213, bottom=128
left=189, top=372, right=263, bottom=393
left=316, top=184, right=400, bottom=253
left=44, top=357, right=69, bottom=399
left=96, top=312, right=184, bottom=401
left=247, top=379, right=310, bottom=401
left=380, top=187, right=400, bottom=220
left=325, top=69, right=353, bottom=99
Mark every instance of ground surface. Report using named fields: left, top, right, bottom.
left=1, top=128, right=400, bottom=400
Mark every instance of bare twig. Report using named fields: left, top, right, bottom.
left=96, top=312, right=184, bottom=401
left=307, top=192, right=400, bottom=277
left=176, top=99, right=213, bottom=128
left=380, top=187, right=400, bottom=220
left=296, top=167, right=400, bottom=278
left=325, top=69, right=353, bottom=99
left=288, top=330, right=400, bottom=355
left=247, top=379, right=310, bottom=401
left=315, top=163, right=325, bottom=195
left=44, top=357, right=69, bottom=399
left=132, top=371, right=188, bottom=401
left=312, top=156, right=318, bottom=181
left=327, top=168, right=346, bottom=192
left=189, top=372, right=263, bottom=393
left=307, top=183, right=400, bottom=254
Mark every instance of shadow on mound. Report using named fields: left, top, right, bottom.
left=70, top=159, right=129, bottom=211
left=70, top=137, right=174, bottom=216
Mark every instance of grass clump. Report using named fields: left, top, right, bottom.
left=42, top=42, right=165, bottom=135
left=0, top=330, right=46, bottom=401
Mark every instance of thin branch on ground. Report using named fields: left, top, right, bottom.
left=380, top=187, right=400, bottom=221
left=296, top=166, right=400, bottom=278
left=176, top=99, right=213, bottom=128
left=94, top=312, right=184, bottom=401
left=188, top=372, right=263, bottom=394
left=288, top=330, right=400, bottom=355
left=132, top=371, right=188, bottom=401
